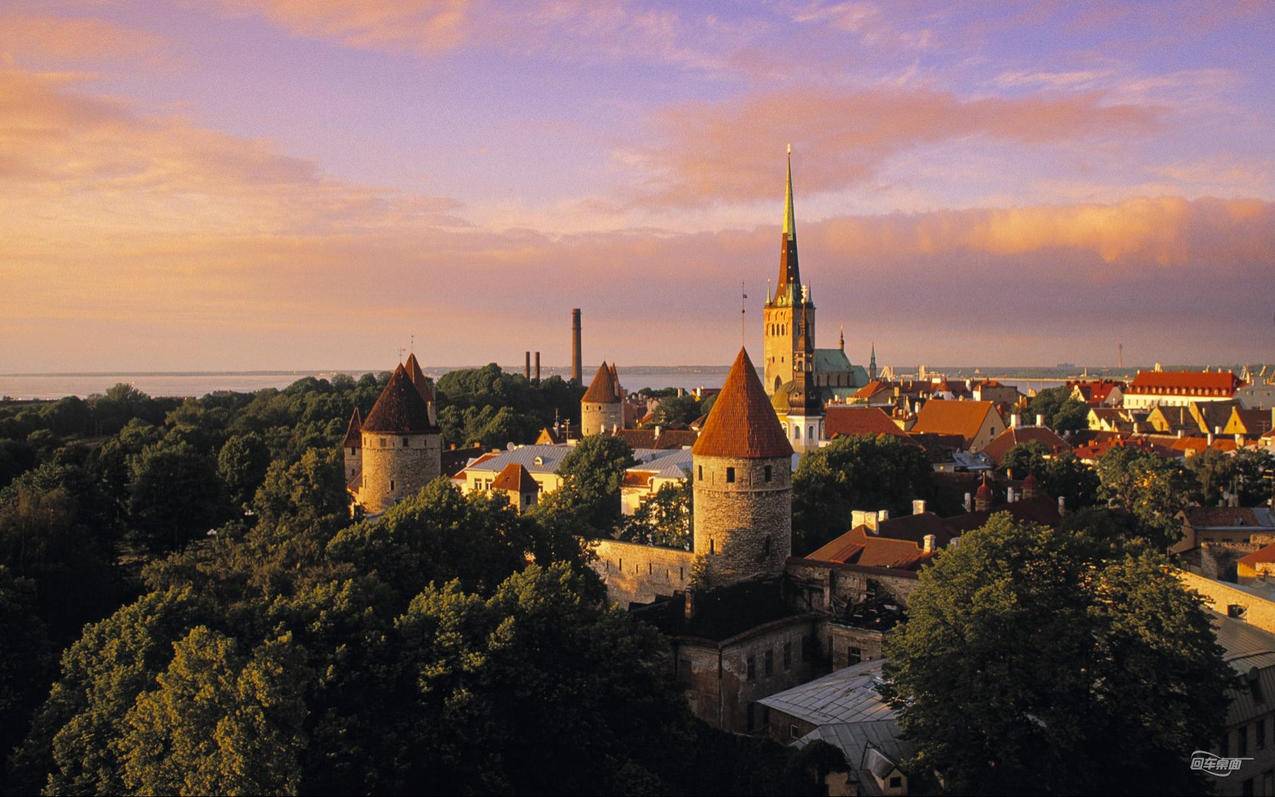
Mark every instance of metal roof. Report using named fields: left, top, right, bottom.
left=758, top=659, right=895, bottom=726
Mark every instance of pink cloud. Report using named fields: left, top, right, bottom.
left=0, top=13, right=167, bottom=64
left=627, top=86, right=1163, bottom=207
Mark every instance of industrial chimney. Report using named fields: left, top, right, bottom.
left=571, top=308, right=582, bottom=384
left=534, top=352, right=541, bottom=383
left=524, top=351, right=531, bottom=380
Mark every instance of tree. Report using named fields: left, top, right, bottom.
left=792, top=435, right=936, bottom=555
left=218, top=432, right=271, bottom=508
left=651, top=394, right=701, bottom=428
left=1188, top=447, right=1272, bottom=507
left=127, top=441, right=228, bottom=553
left=618, top=481, right=692, bottom=550
left=1028, top=386, right=1087, bottom=433
left=1040, top=453, right=1100, bottom=510
left=555, top=434, right=636, bottom=534
left=1096, top=447, right=1195, bottom=548
left=118, top=626, right=308, bottom=796
left=1002, top=441, right=1049, bottom=479
left=0, top=566, right=52, bottom=792
left=882, top=514, right=1234, bottom=795
left=252, top=448, right=347, bottom=528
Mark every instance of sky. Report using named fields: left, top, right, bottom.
left=1, top=0, right=1273, bottom=372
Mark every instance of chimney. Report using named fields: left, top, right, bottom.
left=1010, top=413, right=1021, bottom=429
left=534, top=351, right=541, bottom=383
left=1207, top=431, right=1215, bottom=446
left=922, top=534, right=936, bottom=553
left=1036, top=413, right=1045, bottom=427
left=683, top=589, right=696, bottom=621
left=912, top=499, right=927, bottom=515
left=1058, top=496, right=1066, bottom=516
left=571, top=308, right=582, bottom=384
left=654, top=425, right=662, bottom=440
left=1236, top=433, right=1245, bottom=446
left=964, top=492, right=972, bottom=512
left=1177, top=429, right=1184, bottom=438
left=524, top=351, right=531, bottom=379
left=1007, top=487, right=1015, bottom=504
left=877, top=509, right=890, bottom=523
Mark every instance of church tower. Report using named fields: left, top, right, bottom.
left=692, top=348, right=794, bottom=589
left=763, top=146, right=815, bottom=395
left=783, top=302, right=824, bottom=453
left=356, top=363, right=441, bottom=515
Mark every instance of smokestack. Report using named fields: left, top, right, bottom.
left=1058, top=496, right=1066, bottom=516
left=1010, top=413, right=1021, bottom=429
left=534, top=352, right=541, bottom=383
left=571, top=308, right=582, bottom=384
left=964, top=492, right=972, bottom=512
left=912, top=499, right=927, bottom=515
left=524, top=351, right=531, bottom=379
left=922, top=534, right=936, bottom=553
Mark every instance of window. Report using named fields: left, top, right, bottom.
left=889, top=776, right=903, bottom=789
left=402, top=437, right=409, bottom=447
left=783, top=641, right=792, bottom=670
left=808, top=425, right=814, bottom=439
left=849, top=646, right=862, bottom=665
left=746, top=656, right=755, bottom=681
left=677, top=658, right=692, bottom=687
left=390, top=479, right=395, bottom=491
left=710, top=539, right=715, bottom=554
left=764, top=649, right=774, bottom=676
left=789, top=724, right=801, bottom=741
left=726, top=467, right=735, bottom=483
left=697, top=465, right=703, bottom=480
left=1231, top=604, right=1248, bottom=619
left=764, top=465, right=773, bottom=482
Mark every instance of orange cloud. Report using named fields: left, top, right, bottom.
left=209, top=0, right=470, bottom=55
left=628, top=86, right=1163, bottom=206
left=0, top=13, right=167, bottom=64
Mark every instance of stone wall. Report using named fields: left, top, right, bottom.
left=785, top=559, right=921, bottom=613
left=693, top=454, right=791, bottom=589
left=592, top=539, right=695, bottom=606
left=344, top=444, right=361, bottom=484
left=581, top=401, right=622, bottom=436
left=1178, top=568, right=1275, bottom=634
left=673, top=615, right=821, bottom=733
left=358, top=430, right=441, bottom=515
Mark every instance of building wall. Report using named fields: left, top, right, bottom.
left=582, top=400, right=623, bottom=436
left=969, top=411, right=1006, bottom=452
left=1178, top=569, right=1275, bottom=635
left=783, top=413, right=825, bottom=453
left=357, top=430, right=441, bottom=515
left=674, top=616, right=821, bottom=733
left=1125, top=393, right=1236, bottom=410
left=592, top=539, right=695, bottom=605
left=785, top=560, right=921, bottom=611
left=1238, top=386, right=1275, bottom=411
left=344, top=445, right=361, bottom=484
left=693, top=454, right=792, bottom=589
left=763, top=304, right=797, bottom=395
left=463, top=469, right=561, bottom=496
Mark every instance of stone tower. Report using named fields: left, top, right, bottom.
left=581, top=361, right=623, bottom=436
left=692, top=348, right=794, bottom=589
left=356, top=363, right=441, bottom=515
left=783, top=302, right=824, bottom=453
left=763, top=146, right=815, bottom=396
left=342, top=407, right=362, bottom=485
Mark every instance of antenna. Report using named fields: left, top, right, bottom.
left=410, top=333, right=415, bottom=353
left=397, top=346, right=406, bottom=363
left=740, top=281, right=748, bottom=348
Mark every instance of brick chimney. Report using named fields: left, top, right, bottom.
left=922, top=534, right=936, bottom=553
left=534, top=351, right=541, bottom=383
left=975, top=477, right=992, bottom=512
left=571, top=308, right=582, bottom=384
left=524, top=351, right=531, bottom=379
left=963, top=491, right=973, bottom=512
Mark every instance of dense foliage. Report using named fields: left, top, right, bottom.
left=435, top=364, right=582, bottom=448
left=791, top=434, right=937, bottom=555
left=883, top=513, right=1235, bottom=795
left=1027, top=386, right=1089, bottom=433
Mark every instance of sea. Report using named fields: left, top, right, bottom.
left=0, top=366, right=1079, bottom=402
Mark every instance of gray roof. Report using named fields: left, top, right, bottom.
left=814, top=349, right=870, bottom=388
left=759, top=659, right=895, bottom=726
left=1214, top=612, right=1275, bottom=725
left=638, top=448, right=693, bottom=478
left=464, top=444, right=696, bottom=478
left=795, top=720, right=911, bottom=786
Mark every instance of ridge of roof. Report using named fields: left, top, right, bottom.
left=342, top=406, right=362, bottom=447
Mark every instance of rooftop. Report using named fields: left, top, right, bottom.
left=911, top=399, right=1000, bottom=443
left=583, top=361, right=621, bottom=404
left=759, top=658, right=894, bottom=726
left=362, top=364, right=436, bottom=434
left=692, top=348, right=793, bottom=460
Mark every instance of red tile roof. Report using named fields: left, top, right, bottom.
left=582, top=361, right=621, bottom=404
left=1127, top=370, right=1241, bottom=395
left=980, top=426, right=1072, bottom=465
left=824, top=406, right=907, bottom=439
left=692, top=348, right=793, bottom=459
left=806, top=526, right=932, bottom=570
left=854, top=379, right=893, bottom=399
left=911, top=400, right=1000, bottom=445
left=1239, top=543, right=1275, bottom=569
left=363, top=364, right=436, bottom=433
left=342, top=407, right=362, bottom=448
left=492, top=462, right=539, bottom=493
left=404, top=353, right=434, bottom=402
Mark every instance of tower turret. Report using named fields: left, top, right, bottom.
left=581, top=361, right=624, bottom=435
left=356, top=364, right=441, bottom=515
left=342, top=407, right=362, bottom=484
left=784, top=303, right=824, bottom=452
left=692, top=348, right=794, bottom=589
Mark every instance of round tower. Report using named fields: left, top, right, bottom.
left=357, top=363, right=441, bottom=515
left=692, top=348, right=795, bottom=589
left=581, top=361, right=623, bottom=436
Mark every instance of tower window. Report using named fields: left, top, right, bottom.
left=390, top=479, right=395, bottom=491
left=746, top=656, right=756, bottom=681
left=726, top=467, right=735, bottom=483
left=710, top=538, right=715, bottom=554
left=764, top=649, right=774, bottom=676
left=697, top=465, right=703, bottom=481
left=764, top=465, right=772, bottom=482
left=402, top=437, right=409, bottom=447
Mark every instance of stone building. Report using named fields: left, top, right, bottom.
left=776, top=302, right=824, bottom=454
left=581, top=361, right=624, bottom=436
left=692, top=347, right=795, bottom=589
left=342, top=407, right=362, bottom=484
left=351, top=361, right=442, bottom=515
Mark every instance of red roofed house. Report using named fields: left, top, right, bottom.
left=910, top=399, right=1006, bottom=451
left=823, top=405, right=908, bottom=439
left=980, top=424, right=1072, bottom=467
left=1124, top=369, right=1243, bottom=410
left=1239, top=543, right=1275, bottom=584
left=1068, top=379, right=1124, bottom=407
left=491, top=462, right=540, bottom=514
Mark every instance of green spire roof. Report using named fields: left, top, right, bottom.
left=783, top=144, right=796, bottom=243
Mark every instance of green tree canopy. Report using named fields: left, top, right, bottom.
left=217, top=432, right=271, bottom=508
left=128, top=441, right=228, bottom=553
left=1096, top=447, right=1195, bottom=548
left=554, top=434, right=636, bottom=535
left=1028, top=386, right=1088, bottom=433
left=883, top=514, right=1234, bottom=795
left=792, top=434, right=936, bottom=555
left=618, top=481, right=692, bottom=550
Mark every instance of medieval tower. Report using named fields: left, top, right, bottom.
left=763, top=146, right=815, bottom=396
left=355, top=359, right=441, bottom=515
left=581, top=361, right=623, bottom=435
left=691, top=348, right=794, bottom=589
left=342, top=407, right=362, bottom=484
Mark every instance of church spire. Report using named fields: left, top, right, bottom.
left=776, top=145, right=801, bottom=300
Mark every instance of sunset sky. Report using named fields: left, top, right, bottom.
left=2, top=1, right=1273, bottom=372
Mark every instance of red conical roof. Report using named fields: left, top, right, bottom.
left=363, top=364, right=436, bottom=433
left=404, top=353, right=434, bottom=403
left=692, top=348, right=793, bottom=459
left=583, top=361, right=621, bottom=404
left=342, top=407, right=362, bottom=447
